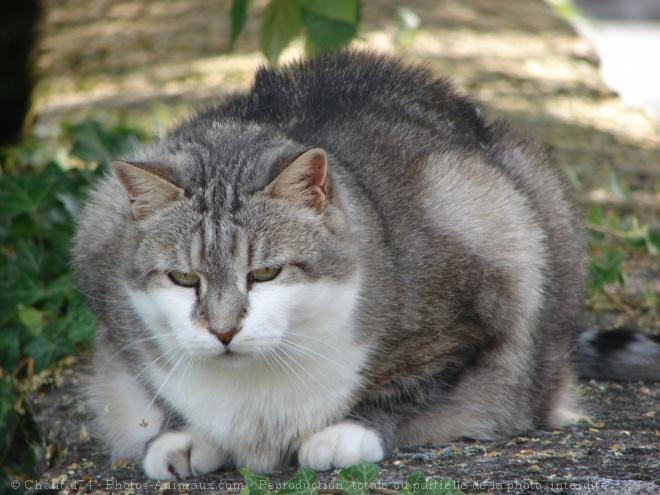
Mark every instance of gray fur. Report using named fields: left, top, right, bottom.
left=74, top=50, right=590, bottom=476
left=578, top=329, right=660, bottom=381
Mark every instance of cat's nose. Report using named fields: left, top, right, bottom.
left=209, top=327, right=239, bottom=346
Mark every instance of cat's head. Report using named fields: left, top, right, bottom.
left=111, top=128, right=361, bottom=368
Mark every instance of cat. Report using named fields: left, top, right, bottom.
left=73, top=50, right=659, bottom=480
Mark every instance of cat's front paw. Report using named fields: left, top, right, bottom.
left=143, top=431, right=226, bottom=480
left=298, top=422, right=384, bottom=471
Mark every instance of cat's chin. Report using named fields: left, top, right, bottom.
left=209, top=349, right=258, bottom=369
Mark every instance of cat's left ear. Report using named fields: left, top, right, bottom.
left=265, top=148, right=328, bottom=212
left=111, top=161, right=185, bottom=220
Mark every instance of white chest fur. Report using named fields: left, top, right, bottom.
left=129, top=276, right=369, bottom=469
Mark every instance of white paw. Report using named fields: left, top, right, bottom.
left=298, top=422, right=384, bottom=471
left=144, top=432, right=192, bottom=480
left=143, top=431, right=226, bottom=480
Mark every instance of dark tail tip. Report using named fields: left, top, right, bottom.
left=577, top=328, right=660, bottom=381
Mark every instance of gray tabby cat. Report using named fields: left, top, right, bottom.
left=73, top=50, right=658, bottom=480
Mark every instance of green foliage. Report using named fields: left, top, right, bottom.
left=259, top=0, right=304, bottom=64
left=0, top=119, right=144, bottom=493
left=231, top=0, right=361, bottom=64
left=335, top=461, right=380, bottom=495
left=239, top=462, right=479, bottom=495
left=583, top=164, right=660, bottom=308
left=586, top=202, right=660, bottom=308
left=65, top=119, right=147, bottom=166
left=229, top=0, right=250, bottom=51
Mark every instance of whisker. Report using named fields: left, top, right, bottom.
left=285, top=329, right=336, bottom=348
left=165, top=354, right=195, bottom=430
left=140, top=351, right=188, bottom=422
left=267, top=348, right=303, bottom=390
left=258, top=348, right=278, bottom=377
left=130, top=345, right=180, bottom=386
left=106, top=332, right=178, bottom=362
left=278, top=338, right=342, bottom=368
left=274, top=345, right=331, bottom=396
left=74, top=288, right=133, bottom=305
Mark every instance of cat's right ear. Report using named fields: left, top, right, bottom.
left=111, top=161, right=185, bottom=220
left=265, top=148, right=328, bottom=212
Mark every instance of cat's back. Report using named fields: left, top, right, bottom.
left=195, top=51, right=488, bottom=161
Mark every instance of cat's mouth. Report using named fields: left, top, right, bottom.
left=212, top=346, right=258, bottom=369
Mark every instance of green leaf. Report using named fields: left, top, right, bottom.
left=337, top=461, right=380, bottom=483
left=0, top=326, right=21, bottom=371
left=589, top=247, right=624, bottom=291
left=65, top=295, right=96, bottom=348
left=67, top=120, right=142, bottom=164
left=0, top=169, right=59, bottom=222
left=15, top=240, right=45, bottom=275
left=587, top=204, right=603, bottom=226
left=41, top=273, right=75, bottom=301
left=303, top=13, right=357, bottom=54
left=276, top=466, right=318, bottom=495
left=0, top=241, right=44, bottom=315
left=645, top=226, right=660, bottom=255
left=335, top=461, right=380, bottom=495
left=24, top=320, right=76, bottom=373
left=403, top=472, right=426, bottom=493
left=17, top=306, right=46, bottom=338
left=229, top=0, right=250, bottom=50
left=259, top=0, right=303, bottom=64
left=606, top=210, right=620, bottom=230
left=300, top=0, right=357, bottom=23
left=240, top=467, right=272, bottom=495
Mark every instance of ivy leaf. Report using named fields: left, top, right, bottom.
left=66, top=120, right=142, bottom=164
left=337, top=461, right=380, bottom=483
left=402, top=472, right=426, bottom=493
left=17, top=306, right=46, bottom=339
left=0, top=326, right=21, bottom=373
left=0, top=169, right=58, bottom=221
left=259, top=0, right=303, bottom=64
left=65, top=294, right=96, bottom=348
left=0, top=240, right=44, bottom=316
left=303, top=13, right=357, bottom=54
left=240, top=467, right=272, bottom=495
left=300, top=0, right=358, bottom=23
left=24, top=320, right=76, bottom=372
left=229, top=0, right=250, bottom=50
left=335, top=461, right=380, bottom=495
left=276, top=466, right=318, bottom=495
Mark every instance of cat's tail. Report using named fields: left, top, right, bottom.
left=577, top=328, right=660, bottom=381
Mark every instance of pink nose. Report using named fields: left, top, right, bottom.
left=209, top=327, right=239, bottom=346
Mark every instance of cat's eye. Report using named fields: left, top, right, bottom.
left=250, top=266, right=282, bottom=283
left=168, top=271, right=201, bottom=288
